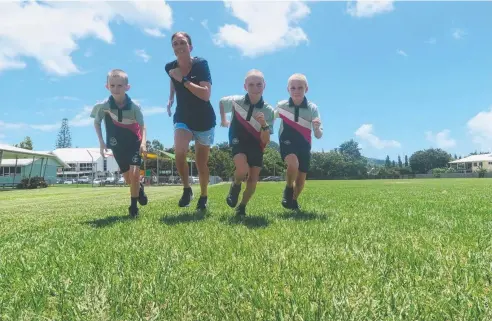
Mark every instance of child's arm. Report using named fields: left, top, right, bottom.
left=167, top=80, right=175, bottom=117
left=140, top=125, right=147, bottom=155
left=312, top=106, right=323, bottom=139
left=219, top=96, right=235, bottom=127
left=90, top=103, right=107, bottom=157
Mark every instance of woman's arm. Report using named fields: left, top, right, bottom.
left=183, top=80, right=211, bottom=102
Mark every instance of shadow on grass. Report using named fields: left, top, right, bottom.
left=84, top=215, right=134, bottom=228
left=160, top=210, right=207, bottom=226
left=280, top=210, right=328, bottom=221
left=219, top=215, right=270, bottom=229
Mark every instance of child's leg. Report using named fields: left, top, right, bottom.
left=285, top=154, right=299, bottom=187
left=233, top=154, right=249, bottom=184
left=128, top=166, right=140, bottom=198
left=227, top=153, right=248, bottom=208
left=293, top=172, right=307, bottom=200
left=239, top=166, right=261, bottom=206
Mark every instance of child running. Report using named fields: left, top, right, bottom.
left=219, top=69, right=275, bottom=217
left=275, top=73, right=323, bottom=210
left=90, top=69, right=148, bottom=218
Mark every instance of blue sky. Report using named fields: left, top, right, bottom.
left=1, top=0, right=491, bottom=160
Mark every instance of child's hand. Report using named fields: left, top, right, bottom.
left=99, top=142, right=107, bottom=158
left=140, top=143, right=147, bottom=158
left=254, top=112, right=266, bottom=126
left=221, top=119, right=230, bottom=128
left=169, top=68, right=183, bottom=82
left=312, top=118, right=321, bottom=129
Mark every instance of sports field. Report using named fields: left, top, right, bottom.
left=0, top=179, right=491, bottom=320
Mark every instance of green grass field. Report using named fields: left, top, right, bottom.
left=1, top=179, right=491, bottom=320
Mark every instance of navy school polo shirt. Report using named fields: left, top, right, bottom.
left=165, top=57, right=216, bottom=132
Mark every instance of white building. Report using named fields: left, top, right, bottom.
left=448, top=153, right=492, bottom=172
left=52, top=148, right=120, bottom=179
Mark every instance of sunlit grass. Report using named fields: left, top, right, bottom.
left=0, top=179, right=491, bottom=320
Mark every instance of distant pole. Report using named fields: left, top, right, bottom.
left=12, top=156, right=18, bottom=187
left=87, top=149, right=94, bottom=187
left=28, top=156, right=35, bottom=184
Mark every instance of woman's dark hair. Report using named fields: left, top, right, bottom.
left=171, top=32, right=192, bottom=46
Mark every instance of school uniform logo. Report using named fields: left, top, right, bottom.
left=132, top=154, right=140, bottom=164
left=109, top=137, right=118, bottom=146
left=232, top=138, right=239, bottom=145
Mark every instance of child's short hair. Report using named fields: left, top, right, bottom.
left=107, top=69, right=129, bottom=85
left=288, top=73, right=308, bottom=87
left=244, top=69, right=265, bottom=82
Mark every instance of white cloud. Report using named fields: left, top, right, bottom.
left=396, top=49, right=407, bottom=57
left=467, top=107, right=492, bottom=151
left=142, top=107, right=166, bottom=116
left=426, top=37, right=437, bottom=45
left=54, top=96, right=79, bottom=101
left=135, top=49, right=151, bottom=63
left=70, top=106, right=93, bottom=127
left=425, top=129, right=456, bottom=149
left=355, top=124, right=401, bottom=149
left=213, top=1, right=310, bottom=57
left=347, top=0, right=394, bottom=18
left=0, top=1, right=173, bottom=76
left=144, top=28, right=165, bottom=38
left=452, top=28, right=466, bottom=40
left=201, top=19, right=209, bottom=30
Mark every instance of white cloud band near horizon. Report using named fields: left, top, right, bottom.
left=355, top=124, right=401, bottom=149
left=0, top=1, right=173, bottom=76
left=0, top=105, right=166, bottom=134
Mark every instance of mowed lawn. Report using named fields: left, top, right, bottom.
left=0, top=179, right=491, bottom=320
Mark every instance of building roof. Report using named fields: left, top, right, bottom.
left=52, top=148, right=114, bottom=163
left=449, top=153, right=492, bottom=164
left=0, top=144, right=70, bottom=168
left=0, top=159, right=35, bottom=166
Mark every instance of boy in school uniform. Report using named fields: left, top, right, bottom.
left=219, top=69, right=275, bottom=217
left=275, top=73, right=323, bottom=210
left=90, top=69, right=148, bottom=218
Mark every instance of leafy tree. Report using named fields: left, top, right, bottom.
left=409, top=148, right=452, bottom=174
left=15, top=136, right=33, bottom=150
left=385, top=155, right=391, bottom=168
left=56, top=118, right=72, bottom=148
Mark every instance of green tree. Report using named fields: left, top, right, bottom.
left=397, top=155, right=402, bottom=168
left=385, top=155, right=391, bottom=168
left=339, top=139, right=362, bottom=160
left=56, top=118, right=72, bottom=148
left=404, top=155, right=409, bottom=167
left=15, top=136, right=33, bottom=150
left=409, top=148, right=452, bottom=174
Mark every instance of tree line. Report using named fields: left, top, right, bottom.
left=12, top=119, right=479, bottom=180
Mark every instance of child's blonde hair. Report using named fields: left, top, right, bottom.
left=107, top=69, right=129, bottom=85
left=288, top=73, right=308, bottom=87
left=244, top=69, right=265, bottom=82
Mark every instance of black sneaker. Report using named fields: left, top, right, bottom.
left=179, top=187, right=194, bottom=207
left=235, top=204, right=246, bottom=217
left=282, top=186, right=294, bottom=209
left=292, top=199, right=301, bottom=211
left=226, top=183, right=242, bottom=208
left=128, top=206, right=139, bottom=218
left=138, top=182, right=148, bottom=206
left=196, top=196, right=208, bottom=210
